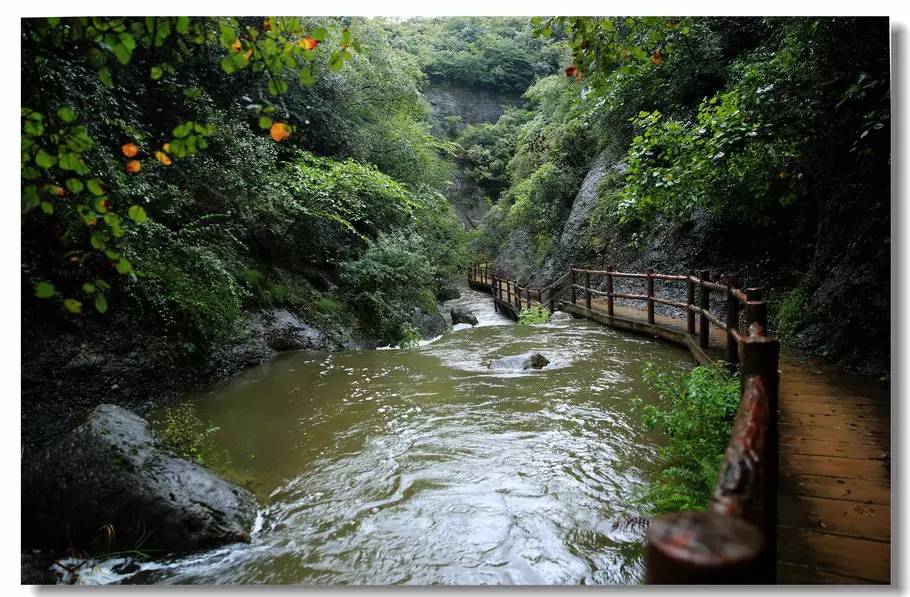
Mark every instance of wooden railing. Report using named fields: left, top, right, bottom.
left=467, top=263, right=780, bottom=584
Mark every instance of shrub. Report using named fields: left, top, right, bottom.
left=155, top=402, right=220, bottom=466
left=518, top=305, right=550, bottom=324
left=773, top=287, right=807, bottom=339
left=634, top=363, right=741, bottom=514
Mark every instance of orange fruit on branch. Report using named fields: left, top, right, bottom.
left=121, top=142, right=138, bottom=158
left=270, top=122, right=292, bottom=142
left=125, top=160, right=142, bottom=174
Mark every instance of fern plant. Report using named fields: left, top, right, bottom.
left=633, top=363, right=740, bottom=514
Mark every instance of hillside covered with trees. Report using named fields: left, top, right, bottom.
left=21, top=17, right=890, bottom=452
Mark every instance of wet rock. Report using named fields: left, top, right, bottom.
left=437, top=286, right=461, bottom=301
left=451, top=307, right=479, bottom=326
left=251, top=309, right=328, bottom=352
left=416, top=310, right=448, bottom=338
left=22, top=404, right=257, bottom=555
left=490, top=352, right=550, bottom=371
left=549, top=311, right=572, bottom=321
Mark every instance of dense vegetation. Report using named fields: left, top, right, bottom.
left=635, top=364, right=741, bottom=513
left=21, top=17, right=468, bottom=354
left=465, top=17, right=890, bottom=372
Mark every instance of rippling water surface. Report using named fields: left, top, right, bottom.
left=144, top=287, right=693, bottom=585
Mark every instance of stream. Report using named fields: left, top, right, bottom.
left=93, top=286, right=694, bottom=584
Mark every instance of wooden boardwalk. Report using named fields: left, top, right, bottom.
left=585, top=299, right=892, bottom=584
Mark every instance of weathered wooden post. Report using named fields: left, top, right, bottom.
left=646, top=267, right=655, bottom=324
left=646, top=510, right=767, bottom=584
left=725, top=276, right=740, bottom=366
left=699, top=270, right=710, bottom=349
left=584, top=270, right=592, bottom=310
left=548, top=286, right=555, bottom=312
left=570, top=268, right=577, bottom=306
left=744, top=288, right=767, bottom=336
left=737, top=333, right=781, bottom=583
left=687, top=270, right=696, bottom=334
left=526, top=288, right=532, bottom=309
left=606, top=265, right=614, bottom=316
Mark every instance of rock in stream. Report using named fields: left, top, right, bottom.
left=21, top=404, right=257, bottom=556
left=490, top=352, right=550, bottom=371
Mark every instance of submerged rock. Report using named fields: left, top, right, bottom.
left=490, top=352, right=550, bottom=371
left=451, top=307, right=478, bottom=326
left=21, top=404, right=257, bottom=555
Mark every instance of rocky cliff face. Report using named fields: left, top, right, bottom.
left=493, top=148, right=625, bottom=284
left=425, top=84, right=521, bottom=135
left=426, top=84, right=522, bottom=229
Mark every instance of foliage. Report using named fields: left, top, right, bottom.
left=388, top=17, right=563, bottom=93
left=341, top=233, right=437, bottom=344
left=22, top=17, right=362, bottom=316
left=634, top=363, right=741, bottom=513
left=518, top=305, right=550, bottom=325
left=772, top=288, right=807, bottom=339
left=456, top=108, right=532, bottom=201
left=156, top=402, right=220, bottom=466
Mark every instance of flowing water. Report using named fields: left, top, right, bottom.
left=132, top=287, right=694, bottom=585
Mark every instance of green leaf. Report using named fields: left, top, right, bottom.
left=34, top=282, right=55, bottom=298
left=98, top=67, right=113, bottom=87
left=258, top=116, right=273, bottom=129
left=220, top=55, right=236, bottom=74
left=112, top=43, right=132, bottom=65
left=299, top=67, right=315, bottom=86
left=175, top=16, right=190, bottom=34
left=150, top=65, right=163, bottom=80
left=35, top=150, right=56, bottom=169
left=96, top=278, right=111, bottom=290
left=127, top=204, right=147, bottom=224
left=82, top=282, right=96, bottom=294
left=40, top=201, right=54, bottom=215
left=312, top=27, right=327, bottom=42
left=65, top=178, right=84, bottom=194
left=87, top=179, right=104, bottom=196
left=94, top=293, right=108, bottom=314
left=57, top=106, right=76, bottom=123
left=64, top=298, right=83, bottom=313
left=115, top=258, right=133, bottom=274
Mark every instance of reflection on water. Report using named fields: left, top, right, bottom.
left=144, top=286, right=693, bottom=585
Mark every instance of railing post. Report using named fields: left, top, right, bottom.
left=526, top=288, right=532, bottom=309
left=744, top=288, right=767, bottom=336
left=548, top=286, right=555, bottom=312
left=646, top=510, right=767, bottom=584
left=686, top=270, right=696, bottom=334
left=725, top=276, right=740, bottom=366
left=738, top=334, right=781, bottom=583
left=607, top=265, right=614, bottom=316
left=646, top=267, right=655, bottom=324
left=584, top=270, right=592, bottom=310
left=570, top=268, right=577, bottom=306
left=699, top=270, right=710, bottom=349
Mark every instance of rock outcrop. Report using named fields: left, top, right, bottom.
left=21, top=404, right=258, bottom=555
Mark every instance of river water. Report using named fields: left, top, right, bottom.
left=125, top=286, right=694, bottom=585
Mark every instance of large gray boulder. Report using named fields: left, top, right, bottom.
left=21, top=404, right=257, bottom=555
left=451, top=307, right=478, bottom=326
left=490, top=352, right=550, bottom=371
